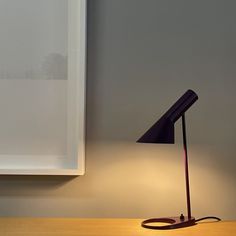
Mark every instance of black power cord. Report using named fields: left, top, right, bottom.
left=195, top=216, right=221, bottom=223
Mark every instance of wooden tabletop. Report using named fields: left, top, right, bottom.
left=0, top=218, right=235, bottom=236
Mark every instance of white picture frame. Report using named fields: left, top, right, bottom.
left=0, top=0, right=86, bottom=175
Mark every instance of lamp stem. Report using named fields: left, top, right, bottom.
left=182, top=114, right=192, bottom=219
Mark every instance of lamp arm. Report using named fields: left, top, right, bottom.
left=182, top=114, right=192, bottom=219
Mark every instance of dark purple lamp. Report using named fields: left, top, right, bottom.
left=137, top=89, right=220, bottom=230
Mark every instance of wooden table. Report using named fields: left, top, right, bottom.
left=0, top=218, right=235, bottom=236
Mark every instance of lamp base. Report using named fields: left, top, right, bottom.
left=141, top=215, right=196, bottom=230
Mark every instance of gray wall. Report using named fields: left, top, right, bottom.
left=0, top=0, right=236, bottom=220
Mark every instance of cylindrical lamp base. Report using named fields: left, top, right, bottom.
left=141, top=216, right=196, bottom=230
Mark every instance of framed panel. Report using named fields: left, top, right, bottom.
left=0, top=0, right=86, bottom=175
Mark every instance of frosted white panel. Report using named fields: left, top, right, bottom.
left=0, top=80, right=67, bottom=155
left=0, top=0, right=67, bottom=80
left=0, top=0, right=86, bottom=175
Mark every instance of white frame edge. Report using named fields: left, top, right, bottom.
left=69, top=0, right=86, bottom=175
left=75, top=0, right=87, bottom=175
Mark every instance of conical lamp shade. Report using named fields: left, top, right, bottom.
left=137, top=116, right=174, bottom=143
left=137, top=89, right=198, bottom=144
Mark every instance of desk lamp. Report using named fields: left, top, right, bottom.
left=137, top=89, right=220, bottom=230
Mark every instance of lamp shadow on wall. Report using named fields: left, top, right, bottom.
left=84, top=141, right=234, bottom=219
